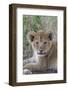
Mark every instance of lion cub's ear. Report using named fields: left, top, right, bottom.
left=48, top=32, right=53, bottom=40
left=27, top=31, right=36, bottom=42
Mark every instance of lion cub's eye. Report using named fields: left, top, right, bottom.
left=36, top=42, right=39, bottom=44
left=44, top=42, right=47, bottom=44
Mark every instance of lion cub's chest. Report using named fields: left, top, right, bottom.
left=36, top=56, right=48, bottom=70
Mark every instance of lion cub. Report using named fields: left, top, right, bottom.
left=24, top=30, right=57, bottom=74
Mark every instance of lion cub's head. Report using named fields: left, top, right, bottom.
left=27, top=30, right=53, bottom=57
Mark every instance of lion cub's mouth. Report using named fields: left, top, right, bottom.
left=37, top=52, right=46, bottom=55
left=37, top=51, right=47, bottom=56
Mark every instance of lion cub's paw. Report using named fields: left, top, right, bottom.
left=23, top=69, right=32, bottom=74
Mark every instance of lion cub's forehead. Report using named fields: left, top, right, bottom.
left=35, top=31, right=49, bottom=40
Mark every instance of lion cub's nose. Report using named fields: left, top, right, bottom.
left=40, top=50, right=43, bottom=53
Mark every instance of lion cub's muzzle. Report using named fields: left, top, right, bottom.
left=37, top=50, right=47, bottom=56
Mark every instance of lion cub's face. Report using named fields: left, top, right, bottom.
left=27, top=30, right=53, bottom=56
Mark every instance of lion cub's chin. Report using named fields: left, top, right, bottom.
left=37, top=54, right=46, bottom=57
left=37, top=54, right=47, bottom=57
